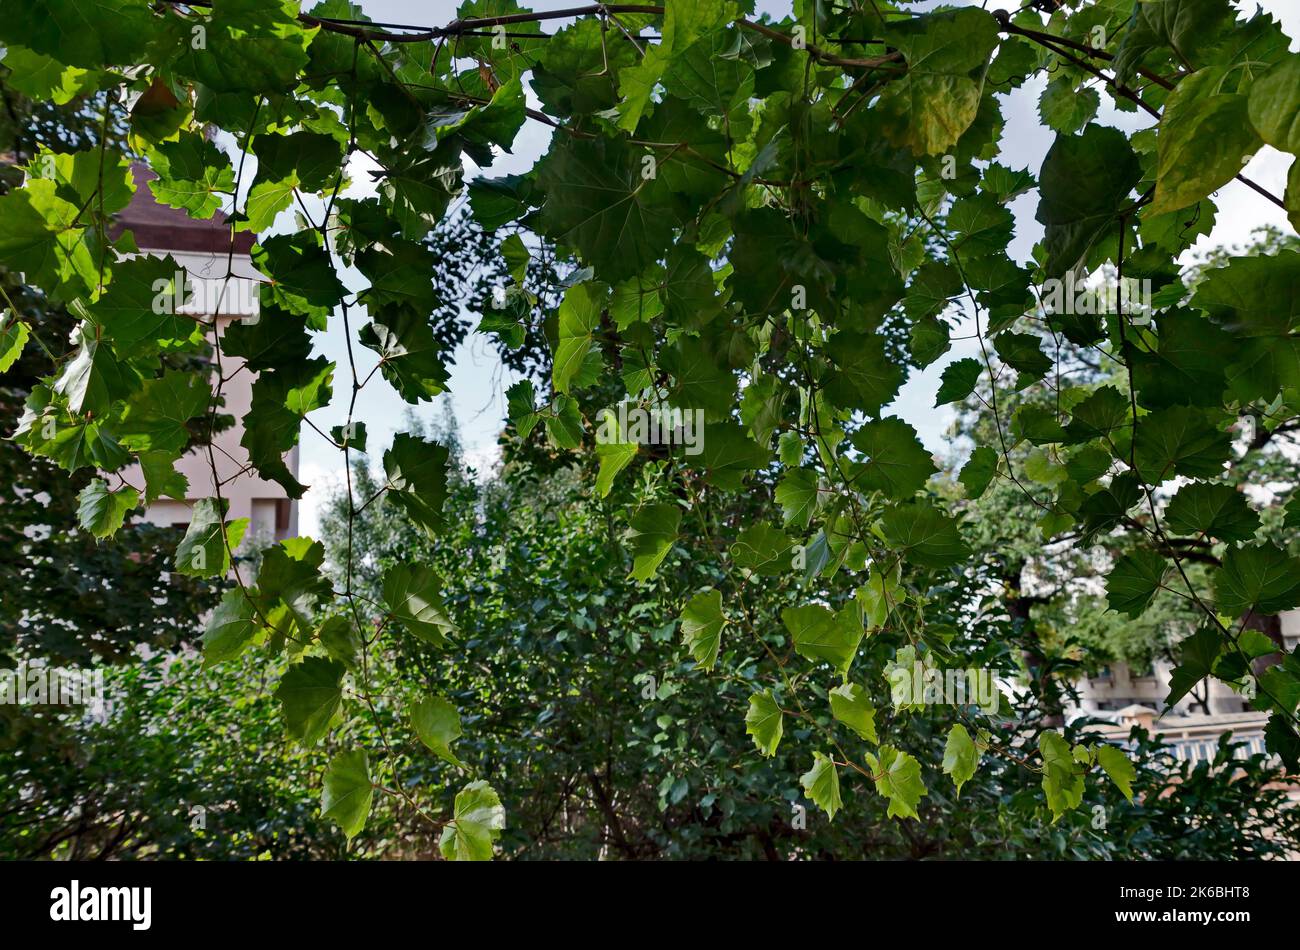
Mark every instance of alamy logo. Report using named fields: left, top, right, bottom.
left=1040, top=271, right=1153, bottom=323
left=594, top=397, right=705, bottom=456
left=49, top=881, right=152, bottom=931
left=0, top=661, right=106, bottom=713
left=889, top=662, right=1000, bottom=713
left=146, top=268, right=259, bottom=318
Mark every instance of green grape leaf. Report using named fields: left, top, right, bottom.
left=175, top=498, right=250, bottom=577
left=117, top=370, right=211, bottom=455
left=745, top=689, right=783, bottom=757
left=321, top=749, right=373, bottom=840
left=1063, top=386, right=1131, bottom=443
left=0, top=313, right=30, bottom=373
left=358, top=308, right=451, bottom=404
left=1151, top=66, right=1261, bottom=217
left=0, top=184, right=96, bottom=299
left=730, top=523, right=793, bottom=576
left=1130, top=310, right=1233, bottom=410
left=535, top=136, right=680, bottom=284
left=775, top=468, right=821, bottom=529
left=201, top=589, right=261, bottom=668
left=959, top=445, right=999, bottom=499
left=53, top=336, right=142, bottom=416
left=275, top=656, right=345, bottom=747
left=1095, top=744, right=1136, bottom=802
left=1113, top=0, right=1233, bottom=83
left=881, top=501, right=971, bottom=568
left=383, top=433, right=449, bottom=537
left=382, top=563, right=457, bottom=647
left=595, top=438, right=638, bottom=498
left=993, top=331, right=1051, bottom=387
left=661, top=340, right=735, bottom=418
left=909, top=317, right=950, bottom=367
left=1039, top=77, right=1099, bottom=135
left=627, top=502, right=681, bottom=581
left=698, top=422, right=770, bottom=492
left=0, top=44, right=101, bottom=104
left=824, top=330, right=905, bottom=417
left=849, top=417, right=937, bottom=500
left=411, top=696, right=466, bottom=769
left=1039, top=730, right=1085, bottom=822
left=830, top=683, right=878, bottom=744
left=800, top=751, right=843, bottom=821
left=506, top=379, right=541, bottom=439
left=614, top=0, right=737, bottom=131
left=1106, top=548, right=1170, bottom=618
left=252, top=232, right=348, bottom=319
left=146, top=132, right=234, bottom=219
left=467, top=173, right=532, bottom=229
left=1264, top=713, right=1300, bottom=772
left=1214, top=543, right=1300, bottom=616
left=241, top=360, right=334, bottom=498
left=552, top=281, right=607, bottom=394
left=782, top=604, right=864, bottom=677
left=546, top=394, right=585, bottom=449
left=533, top=17, right=634, bottom=116
left=439, top=780, right=506, bottom=861
left=241, top=175, right=298, bottom=233
left=1133, top=406, right=1232, bottom=483
left=173, top=0, right=313, bottom=96
left=1192, top=249, right=1300, bottom=338
left=857, top=569, right=902, bottom=629
left=942, top=723, right=979, bottom=797
left=223, top=307, right=312, bottom=373
left=316, top=615, right=362, bottom=671
left=1037, top=125, right=1141, bottom=278
left=680, top=589, right=726, bottom=671
left=865, top=745, right=927, bottom=820
left=0, top=0, right=159, bottom=68
left=935, top=357, right=982, bottom=406
left=75, top=478, right=138, bottom=539
left=877, top=8, right=1001, bottom=155
left=1164, top=482, right=1260, bottom=541
left=356, top=238, right=440, bottom=315
left=1248, top=53, right=1300, bottom=152
left=138, top=450, right=188, bottom=504
left=254, top=537, right=332, bottom=636
left=84, top=254, right=202, bottom=356
left=661, top=29, right=753, bottom=124
left=254, top=130, right=345, bottom=193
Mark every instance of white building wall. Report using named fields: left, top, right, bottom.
left=117, top=249, right=298, bottom=545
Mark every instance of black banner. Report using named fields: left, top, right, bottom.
left=0, top=859, right=1292, bottom=936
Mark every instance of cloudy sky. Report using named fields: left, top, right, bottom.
left=290, top=0, right=1300, bottom=536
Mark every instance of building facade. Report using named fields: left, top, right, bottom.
left=1074, top=609, right=1300, bottom=770
left=113, top=165, right=297, bottom=544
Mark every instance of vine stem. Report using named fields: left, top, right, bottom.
left=994, top=10, right=1285, bottom=211
left=199, top=94, right=299, bottom=646
left=161, top=1, right=903, bottom=69
left=1112, top=212, right=1300, bottom=729
left=912, top=202, right=1053, bottom=517
left=162, top=0, right=1287, bottom=214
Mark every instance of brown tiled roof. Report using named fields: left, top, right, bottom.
left=112, top=163, right=256, bottom=255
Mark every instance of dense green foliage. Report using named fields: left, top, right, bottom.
left=12, top=415, right=1296, bottom=860
left=1, top=0, right=1299, bottom=858
left=0, top=653, right=342, bottom=859
left=0, top=62, right=222, bottom=669
left=308, top=418, right=1300, bottom=858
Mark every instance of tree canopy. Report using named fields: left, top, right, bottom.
left=1, top=0, right=1299, bottom=857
